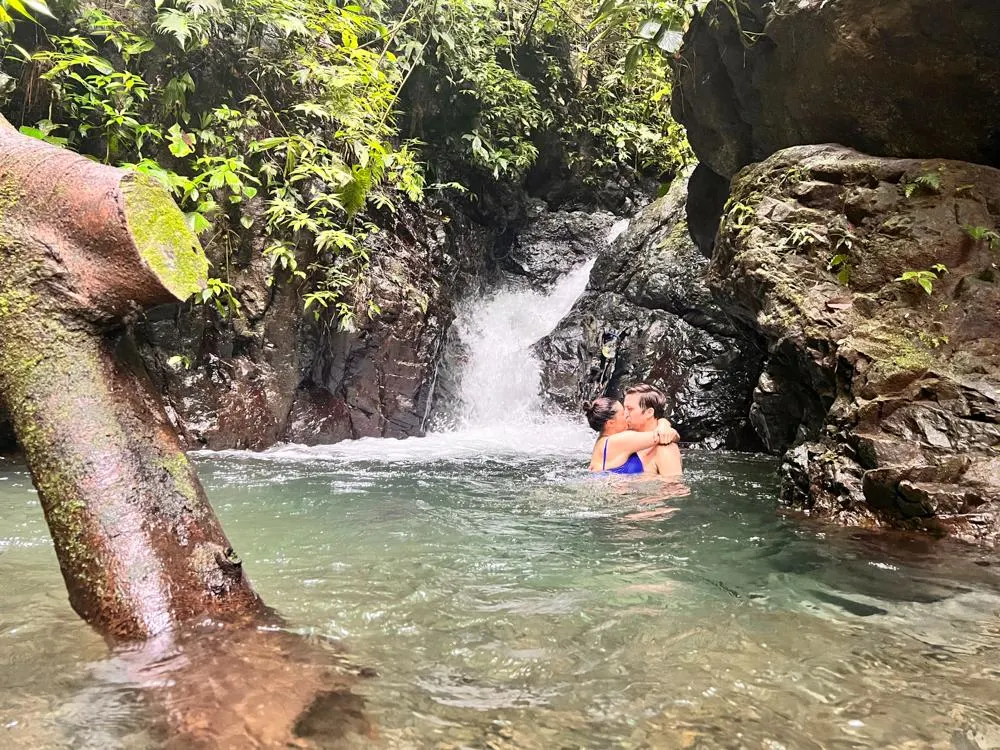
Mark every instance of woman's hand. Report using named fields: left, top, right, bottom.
left=655, top=418, right=680, bottom=445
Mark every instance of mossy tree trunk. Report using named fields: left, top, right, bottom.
left=0, top=115, right=266, bottom=639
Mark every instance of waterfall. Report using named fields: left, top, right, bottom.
left=451, top=260, right=594, bottom=428
left=606, top=218, right=630, bottom=245
left=222, top=228, right=622, bottom=464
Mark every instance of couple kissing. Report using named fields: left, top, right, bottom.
left=585, top=383, right=682, bottom=477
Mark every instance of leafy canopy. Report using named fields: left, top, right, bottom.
left=2, top=0, right=697, bottom=328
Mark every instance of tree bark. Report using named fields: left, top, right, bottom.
left=0, top=115, right=266, bottom=639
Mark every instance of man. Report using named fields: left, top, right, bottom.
left=623, top=383, right=683, bottom=477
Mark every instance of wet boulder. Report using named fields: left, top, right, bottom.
left=497, top=201, right=618, bottom=284
left=537, top=172, right=763, bottom=449
left=711, top=143, right=1000, bottom=543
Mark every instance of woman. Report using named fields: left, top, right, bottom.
left=585, top=397, right=676, bottom=474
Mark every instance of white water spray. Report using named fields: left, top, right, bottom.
left=606, top=218, right=630, bottom=245
left=452, top=260, right=594, bottom=427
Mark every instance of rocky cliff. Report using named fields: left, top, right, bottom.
left=635, top=0, right=1000, bottom=542
left=673, top=0, right=1000, bottom=180
left=712, top=144, right=1000, bottom=543
left=538, top=173, right=763, bottom=448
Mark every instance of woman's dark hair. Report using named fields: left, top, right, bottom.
left=584, top=397, right=619, bottom=433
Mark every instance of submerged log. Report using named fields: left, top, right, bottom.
left=0, top=115, right=266, bottom=638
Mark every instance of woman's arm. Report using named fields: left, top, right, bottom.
left=607, top=419, right=678, bottom=455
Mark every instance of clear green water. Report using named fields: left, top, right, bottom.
left=2, top=443, right=1000, bottom=749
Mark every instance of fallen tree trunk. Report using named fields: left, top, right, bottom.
left=0, top=118, right=375, bottom=746
left=0, top=114, right=266, bottom=638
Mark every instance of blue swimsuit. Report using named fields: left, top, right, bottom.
left=602, top=439, right=645, bottom=475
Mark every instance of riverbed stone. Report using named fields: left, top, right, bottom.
left=712, top=143, right=1000, bottom=543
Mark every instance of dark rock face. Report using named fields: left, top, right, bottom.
left=686, top=163, right=730, bottom=258
left=673, top=0, right=1000, bottom=180
left=287, top=207, right=491, bottom=444
left=499, top=202, right=617, bottom=284
left=712, top=144, right=1000, bottom=543
left=0, top=409, right=14, bottom=453
left=537, top=173, right=764, bottom=449
left=136, top=204, right=490, bottom=449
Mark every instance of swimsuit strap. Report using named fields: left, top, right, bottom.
left=602, top=438, right=609, bottom=471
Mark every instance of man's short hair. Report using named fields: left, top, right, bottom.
left=624, top=383, right=667, bottom=419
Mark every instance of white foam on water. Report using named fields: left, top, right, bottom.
left=216, top=421, right=592, bottom=466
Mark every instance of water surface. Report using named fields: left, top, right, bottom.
left=3, top=260, right=1000, bottom=748
left=2, top=440, right=999, bottom=749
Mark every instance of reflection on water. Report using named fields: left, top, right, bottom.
left=2, top=444, right=1000, bottom=748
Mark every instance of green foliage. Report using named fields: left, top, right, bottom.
left=0, top=0, right=52, bottom=27
left=4, top=0, right=695, bottom=329
left=917, top=330, right=949, bottom=349
left=396, top=0, right=552, bottom=179
left=828, top=253, right=851, bottom=286
left=724, top=200, right=755, bottom=234
left=782, top=225, right=824, bottom=251
left=200, top=277, right=241, bottom=317
left=779, top=164, right=810, bottom=187
left=896, top=264, right=947, bottom=295
left=963, top=224, right=1000, bottom=250
left=902, top=171, right=941, bottom=198
left=166, top=353, right=193, bottom=370
left=595, top=0, right=758, bottom=52
left=401, top=0, right=692, bottom=182
left=21, top=1, right=426, bottom=329
left=591, top=0, right=691, bottom=60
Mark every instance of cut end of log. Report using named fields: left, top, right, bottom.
left=120, top=173, right=209, bottom=302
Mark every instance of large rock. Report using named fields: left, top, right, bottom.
left=137, top=203, right=490, bottom=448
left=537, top=173, right=763, bottom=448
left=712, top=143, right=1000, bottom=543
left=499, top=202, right=617, bottom=284
left=287, top=206, right=491, bottom=443
left=673, top=0, right=1000, bottom=180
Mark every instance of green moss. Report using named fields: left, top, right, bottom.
left=0, top=176, right=21, bottom=219
left=120, top=172, right=209, bottom=301
left=847, top=319, right=936, bottom=375
left=0, top=284, right=36, bottom=320
left=159, top=450, right=202, bottom=509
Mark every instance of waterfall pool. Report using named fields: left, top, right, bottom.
left=3, top=263, right=1000, bottom=747
left=2, top=436, right=1000, bottom=748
